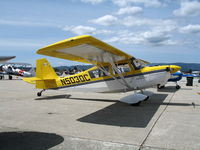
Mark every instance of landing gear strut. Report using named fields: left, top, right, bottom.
left=157, top=84, right=165, bottom=89
left=37, top=89, right=45, bottom=97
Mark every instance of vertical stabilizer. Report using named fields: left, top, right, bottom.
left=36, top=58, right=58, bottom=79
left=35, top=58, right=58, bottom=89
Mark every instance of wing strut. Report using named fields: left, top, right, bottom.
left=107, top=54, right=132, bottom=89
left=84, top=54, right=132, bottom=90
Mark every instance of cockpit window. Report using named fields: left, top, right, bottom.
left=113, top=63, right=131, bottom=74
left=89, top=66, right=109, bottom=78
left=131, top=59, right=146, bottom=70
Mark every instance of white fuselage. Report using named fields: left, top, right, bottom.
left=1, top=65, right=32, bottom=77
left=57, top=70, right=170, bottom=93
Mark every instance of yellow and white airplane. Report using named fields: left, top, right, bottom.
left=23, top=35, right=181, bottom=105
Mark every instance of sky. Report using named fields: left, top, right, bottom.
left=0, top=0, right=200, bottom=66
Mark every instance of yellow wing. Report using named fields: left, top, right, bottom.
left=37, top=35, right=133, bottom=64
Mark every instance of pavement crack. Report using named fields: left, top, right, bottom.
left=139, top=92, right=176, bottom=150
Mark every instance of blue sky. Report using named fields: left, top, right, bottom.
left=1, top=0, right=200, bottom=66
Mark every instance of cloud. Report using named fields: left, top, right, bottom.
left=142, top=31, right=174, bottom=46
left=121, top=16, right=177, bottom=31
left=173, top=1, right=200, bottom=17
left=89, top=15, right=118, bottom=26
left=112, top=0, right=162, bottom=7
left=80, top=0, right=105, bottom=4
left=63, top=25, right=113, bottom=35
left=180, top=24, right=200, bottom=34
left=106, top=30, right=176, bottom=46
left=0, top=19, right=55, bottom=27
left=116, top=6, right=143, bottom=15
left=0, top=39, right=44, bottom=47
left=63, top=25, right=96, bottom=35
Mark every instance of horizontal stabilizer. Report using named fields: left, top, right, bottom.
left=23, top=58, right=58, bottom=89
left=23, top=77, right=41, bottom=84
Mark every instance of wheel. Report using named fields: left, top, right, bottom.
left=131, top=101, right=141, bottom=106
left=9, top=75, right=12, bottom=80
left=176, top=85, right=181, bottom=89
left=37, top=92, right=42, bottom=97
left=0, top=76, right=3, bottom=80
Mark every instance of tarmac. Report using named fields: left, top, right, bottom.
left=0, top=77, right=200, bottom=150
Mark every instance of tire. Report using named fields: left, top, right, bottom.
left=9, top=75, right=12, bottom=80
left=176, top=85, right=181, bottom=89
left=37, top=92, right=42, bottom=97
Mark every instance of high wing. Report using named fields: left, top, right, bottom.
left=37, top=35, right=149, bottom=90
left=37, top=35, right=134, bottom=64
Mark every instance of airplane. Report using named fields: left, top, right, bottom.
left=23, top=35, right=181, bottom=105
left=157, top=71, right=200, bottom=89
left=0, top=62, right=35, bottom=80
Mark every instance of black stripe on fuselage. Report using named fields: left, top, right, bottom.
left=51, top=69, right=167, bottom=90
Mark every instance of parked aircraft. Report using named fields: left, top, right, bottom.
left=158, top=71, right=200, bottom=89
left=0, top=62, right=35, bottom=80
left=23, top=35, right=181, bottom=105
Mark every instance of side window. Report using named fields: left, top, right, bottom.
left=89, top=66, right=109, bottom=78
left=114, top=63, right=131, bottom=74
left=131, top=59, right=145, bottom=70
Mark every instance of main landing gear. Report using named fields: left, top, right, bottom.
left=157, top=84, right=165, bottom=89
left=37, top=89, right=45, bottom=97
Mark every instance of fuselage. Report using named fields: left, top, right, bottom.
left=52, top=65, right=180, bottom=93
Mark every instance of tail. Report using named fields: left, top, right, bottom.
left=23, top=58, right=58, bottom=89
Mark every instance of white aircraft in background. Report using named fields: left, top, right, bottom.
left=0, top=62, right=35, bottom=80
left=23, top=35, right=181, bottom=105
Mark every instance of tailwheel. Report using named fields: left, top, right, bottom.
left=131, top=101, right=141, bottom=106
left=37, top=92, right=42, bottom=97
left=37, top=89, right=45, bottom=97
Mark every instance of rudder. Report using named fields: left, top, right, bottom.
left=36, top=58, right=58, bottom=89
left=36, top=58, right=58, bottom=79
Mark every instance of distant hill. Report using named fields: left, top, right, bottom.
left=54, top=65, right=93, bottom=72
left=150, top=63, right=200, bottom=72
left=54, top=63, right=200, bottom=73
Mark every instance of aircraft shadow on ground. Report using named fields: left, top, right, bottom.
left=35, top=94, right=71, bottom=100
left=69, top=97, right=119, bottom=103
left=0, top=131, right=64, bottom=150
left=77, top=94, right=168, bottom=128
